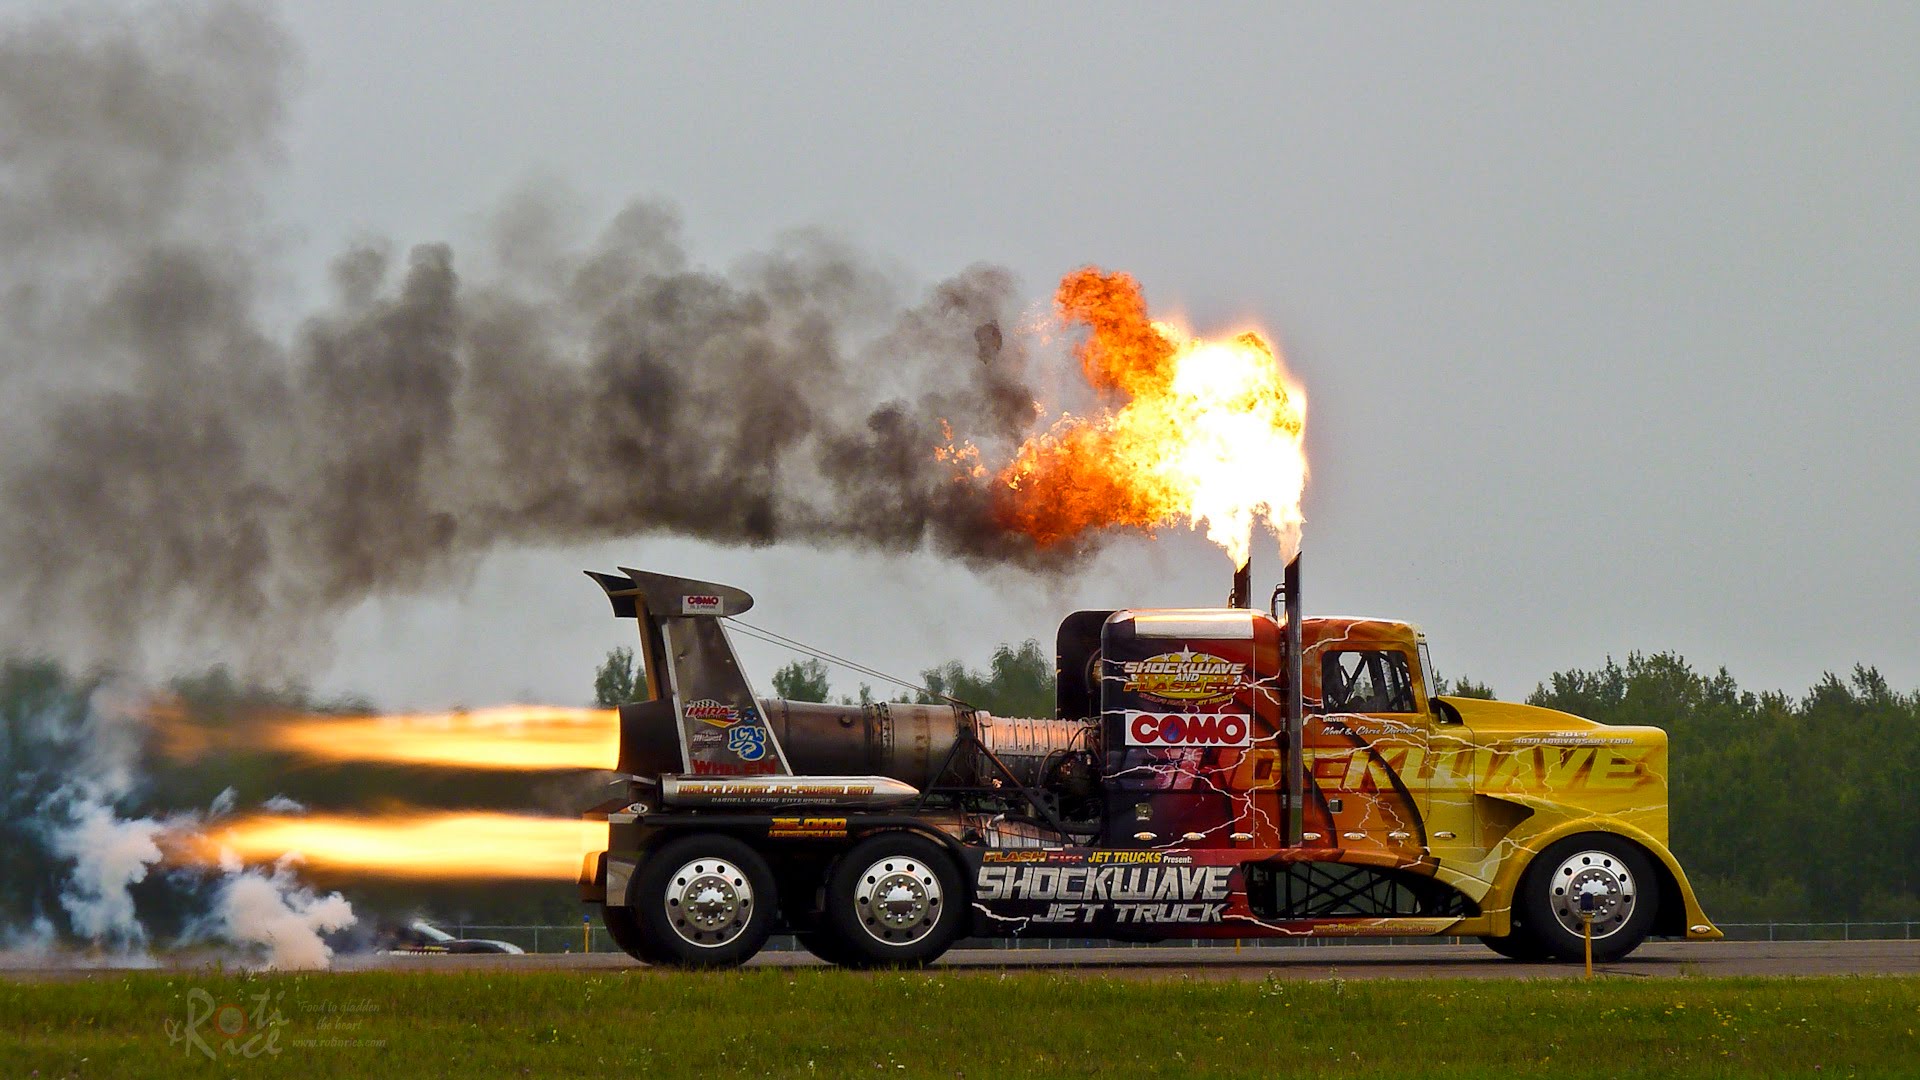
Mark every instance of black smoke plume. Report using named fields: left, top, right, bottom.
left=0, top=2, right=1073, bottom=672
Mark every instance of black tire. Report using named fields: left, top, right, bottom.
left=822, top=833, right=966, bottom=969
left=1478, top=932, right=1549, bottom=961
left=1513, top=833, right=1657, bottom=963
left=599, top=902, right=649, bottom=962
left=629, top=833, right=778, bottom=969
left=795, top=929, right=861, bottom=967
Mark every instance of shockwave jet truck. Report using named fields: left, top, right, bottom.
left=579, top=562, right=1719, bottom=967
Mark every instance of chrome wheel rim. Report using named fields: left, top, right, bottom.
left=1547, top=849, right=1636, bottom=939
left=664, top=857, right=754, bottom=948
left=853, top=856, right=943, bottom=946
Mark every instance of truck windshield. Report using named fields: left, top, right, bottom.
left=1418, top=639, right=1438, bottom=697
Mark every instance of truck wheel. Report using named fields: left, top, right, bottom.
left=630, top=833, right=777, bottom=968
left=1478, top=932, right=1549, bottom=961
left=795, top=929, right=861, bottom=967
left=822, top=833, right=965, bottom=968
left=1514, top=834, right=1656, bottom=963
left=600, top=902, right=649, bottom=961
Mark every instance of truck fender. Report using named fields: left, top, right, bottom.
left=1478, top=808, right=1721, bottom=941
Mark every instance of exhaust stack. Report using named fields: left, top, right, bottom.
left=1281, top=554, right=1304, bottom=843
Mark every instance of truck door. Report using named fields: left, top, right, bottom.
left=1415, top=635, right=1480, bottom=871
left=1306, top=633, right=1430, bottom=861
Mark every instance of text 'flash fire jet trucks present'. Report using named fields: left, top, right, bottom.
left=579, top=562, right=1720, bottom=968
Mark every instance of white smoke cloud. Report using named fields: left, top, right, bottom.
left=29, top=682, right=198, bottom=954
left=3, top=655, right=358, bottom=969
left=22, top=703, right=356, bottom=968
left=0, top=916, right=57, bottom=960
left=208, top=863, right=356, bottom=970
left=44, top=792, right=167, bottom=948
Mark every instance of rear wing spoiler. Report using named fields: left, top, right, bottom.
left=586, top=568, right=792, bottom=777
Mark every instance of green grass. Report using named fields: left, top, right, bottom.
left=4, top=969, right=1916, bottom=1078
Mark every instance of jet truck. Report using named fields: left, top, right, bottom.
left=578, top=562, right=1719, bottom=967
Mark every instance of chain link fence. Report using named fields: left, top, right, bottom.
left=444, top=920, right=1918, bottom=955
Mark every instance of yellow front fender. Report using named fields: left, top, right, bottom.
left=1477, top=802, right=1722, bottom=940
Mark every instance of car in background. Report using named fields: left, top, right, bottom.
left=378, top=919, right=525, bottom=955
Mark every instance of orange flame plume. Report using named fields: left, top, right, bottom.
left=176, top=811, right=605, bottom=881
left=994, top=268, right=1307, bottom=568
left=261, top=706, right=618, bottom=772
left=147, top=703, right=619, bottom=772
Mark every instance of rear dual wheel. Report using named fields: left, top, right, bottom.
left=814, top=833, right=966, bottom=968
left=600, top=902, right=647, bottom=959
left=795, top=929, right=862, bottom=966
left=626, top=833, right=778, bottom=968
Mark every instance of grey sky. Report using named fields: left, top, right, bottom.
left=114, top=3, right=1920, bottom=706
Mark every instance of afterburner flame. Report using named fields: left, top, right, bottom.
left=148, top=702, right=619, bottom=772
left=177, top=811, right=603, bottom=881
left=263, top=706, right=618, bottom=772
left=995, top=268, right=1307, bottom=568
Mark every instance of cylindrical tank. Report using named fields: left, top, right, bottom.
left=758, top=699, right=1089, bottom=788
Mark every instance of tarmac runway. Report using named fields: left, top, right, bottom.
left=5, top=940, right=1915, bottom=980
left=328, top=939, right=1920, bottom=980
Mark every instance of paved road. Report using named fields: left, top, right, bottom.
left=6, top=940, right=1916, bottom=980
left=326, top=939, right=1920, bottom=980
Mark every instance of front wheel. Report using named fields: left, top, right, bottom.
left=821, top=833, right=966, bottom=968
left=1513, top=834, right=1657, bottom=963
left=1478, top=932, right=1549, bottom=961
left=629, top=833, right=778, bottom=968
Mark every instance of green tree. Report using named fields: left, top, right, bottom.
left=593, top=647, right=640, bottom=707
left=771, top=659, right=832, bottom=702
left=1434, top=676, right=1497, bottom=699
left=836, top=683, right=876, bottom=707
left=916, top=640, right=1055, bottom=718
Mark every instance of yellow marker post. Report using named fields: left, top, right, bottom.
left=1578, top=892, right=1596, bottom=978
left=584, top=914, right=592, bottom=954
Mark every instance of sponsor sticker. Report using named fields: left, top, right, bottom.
left=685, top=698, right=741, bottom=728
left=1125, top=711, right=1251, bottom=748
left=681, top=594, right=723, bottom=615
left=727, top=724, right=768, bottom=761
left=769, top=817, right=847, bottom=839
left=1088, top=850, right=1170, bottom=865
left=982, top=850, right=1085, bottom=865
left=974, top=864, right=1234, bottom=926
left=1121, top=652, right=1246, bottom=705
